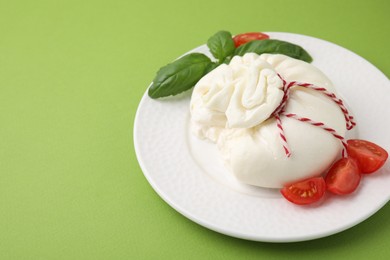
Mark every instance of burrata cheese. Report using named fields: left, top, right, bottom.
left=190, top=53, right=346, bottom=188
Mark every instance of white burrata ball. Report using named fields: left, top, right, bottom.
left=190, top=53, right=346, bottom=188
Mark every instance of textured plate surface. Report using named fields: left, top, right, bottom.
left=134, top=33, right=390, bottom=242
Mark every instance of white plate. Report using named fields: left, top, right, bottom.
left=134, top=32, right=390, bottom=242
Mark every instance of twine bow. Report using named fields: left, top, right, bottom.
left=272, top=74, right=356, bottom=157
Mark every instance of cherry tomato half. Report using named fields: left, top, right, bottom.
left=325, top=158, right=361, bottom=195
left=347, top=139, right=388, bottom=173
left=232, top=32, right=270, bottom=48
left=281, top=177, right=326, bottom=205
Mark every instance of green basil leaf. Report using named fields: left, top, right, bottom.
left=234, top=39, right=313, bottom=63
left=148, top=53, right=213, bottom=99
left=207, top=30, right=235, bottom=63
left=205, top=62, right=219, bottom=73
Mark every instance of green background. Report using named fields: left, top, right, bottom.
left=1, top=0, right=389, bottom=259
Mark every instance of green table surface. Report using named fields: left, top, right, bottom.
left=1, top=0, right=389, bottom=259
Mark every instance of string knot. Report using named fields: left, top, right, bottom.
left=272, top=74, right=356, bottom=157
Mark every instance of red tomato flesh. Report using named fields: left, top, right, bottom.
left=325, top=158, right=361, bottom=195
left=233, top=32, right=270, bottom=48
left=281, top=177, right=326, bottom=205
left=347, top=139, right=388, bottom=173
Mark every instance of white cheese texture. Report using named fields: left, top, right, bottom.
left=190, top=53, right=346, bottom=188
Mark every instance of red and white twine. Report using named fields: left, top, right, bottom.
left=272, top=74, right=356, bottom=157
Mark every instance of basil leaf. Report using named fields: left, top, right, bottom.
left=148, top=53, right=214, bottom=99
left=234, top=39, right=313, bottom=63
left=207, top=31, right=235, bottom=63
left=205, top=62, right=219, bottom=73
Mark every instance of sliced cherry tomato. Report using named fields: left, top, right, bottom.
left=232, top=32, right=270, bottom=48
left=281, top=177, right=326, bottom=205
left=347, top=139, right=388, bottom=173
left=325, top=158, right=361, bottom=195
